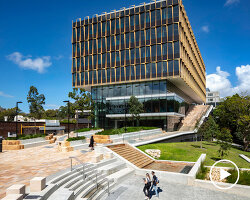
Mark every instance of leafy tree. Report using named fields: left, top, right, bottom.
left=43, top=109, right=59, bottom=119
left=0, top=107, right=20, bottom=121
left=128, top=96, right=144, bottom=126
left=217, top=128, right=233, bottom=158
left=27, top=86, right=45, bottom=119
left=58, top=104, right=75, bottom=119
left=214, top=94, right=250, bottom=151
left=68, top=88, right=94, bottom=128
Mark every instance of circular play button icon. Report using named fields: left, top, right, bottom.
left=209, top=159, right=240, bottom=190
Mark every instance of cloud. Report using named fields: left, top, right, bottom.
left=201, top=25, right=209, bottom=33
left=206, top=65, right=250, bottom=97
left=53, top=55, right=63, bottom=60
left=224, top=0, right=240, bottom=6
left=0, top=91, right=14, bottom=98
left=7, top=52, right=52, bottom=73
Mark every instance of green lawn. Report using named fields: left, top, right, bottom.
left=137, top=141, right=250, bottom=168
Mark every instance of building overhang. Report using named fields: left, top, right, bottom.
left=106, top=112, right=184, bottom=119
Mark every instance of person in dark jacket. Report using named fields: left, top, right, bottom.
left=89, top=135, right=94, bottom=150
left=143, top=173, right=151, bottom=200
left=151, top=171, right=159, bottom=198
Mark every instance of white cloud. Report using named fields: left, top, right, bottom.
left=0, top=91, right=14, bottom=98
left=225, top=0, right=240, bottom=6
left=201, top=25, right=209, bottom=33
left=7, top=52, right=52, bottom=73
left=206, top=65, right=250, bottom=97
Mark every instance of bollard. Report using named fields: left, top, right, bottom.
left=0, top=137, right=2, bottom=153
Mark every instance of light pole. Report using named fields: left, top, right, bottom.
left=124, top=101, right=128, bottom=133
left=63, top=100, right=70, bottom=139
left=16, top=101, right=22, bottom=138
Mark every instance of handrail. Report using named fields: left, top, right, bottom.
left=69, top=156, right=86, bottom=180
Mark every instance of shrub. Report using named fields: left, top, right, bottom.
left=227, top=169, right=250, bottom=186
left=6, top=133, right=45, bottom=140
left=97, top=126, right=158, bottom=135
left=67, top=136, right=86, bottom=142
left=60, top=119, right=77, bottom=124
left=196, top=162, right=208, bottom=180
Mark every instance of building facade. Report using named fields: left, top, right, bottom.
left=206, top=88, right=220, bottom=107
left=71, top=0, right=206, bottom=130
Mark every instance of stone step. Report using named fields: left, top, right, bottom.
left=24, top=184, right=57, bottom=200
left=106, top=168, right=134, bottom=184
left=98, top=161, right=126, bottom=175
left=47, top=188, right=74, bottom=200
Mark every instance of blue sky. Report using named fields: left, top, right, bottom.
left=0, top=0, right=249, bottom=112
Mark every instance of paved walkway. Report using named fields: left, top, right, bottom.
left=104, top=175, right=249, bottom=200
left=0, top=142, right=94, bottom=199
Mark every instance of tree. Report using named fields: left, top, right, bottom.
left=58, top=104, right=75, bottom=119
left=43, top=109, right=59, bottom=119
left=217, top=128, right=233, bottom=158
left=214, top=94, right=250, bottom=151
left=196, top=115, right=220, bottom=148
left=0, top=107, right=20, bottom=121
left=68, top=88, right=94, bottom=128
left=128, top=96, right=144, bottom=127
left=27, top=86, right=45, bottom=119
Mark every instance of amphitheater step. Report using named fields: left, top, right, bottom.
left=107, top=168, right=134, bottom=184
left=47, top=188, right=74, bottom=200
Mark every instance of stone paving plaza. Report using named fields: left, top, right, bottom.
left=0, top=142, right=93, bottom=199
left=105, top=175, right=249, bottom=200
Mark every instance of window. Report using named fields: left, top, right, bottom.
left=116, top=18, right=120, bottom=30
left=98, top=70, right=101, bottom=83
left=102, top=21, right=105, bottom=34
left=156, top=9, right=161, bottom=22
left=76, top=27, right=80, bottom=41
left=141, top=30, right=145, bottom=45
left=157, top=44, right=161, bottom=60
left=152, top=81, right=159, bottom=94
left=146, top=46, right=150, bottom=60
left=130, top=32, right=134, bottom=45
left=174, top=23, right=178, bottom=40
left=146, top=63, right=151, bottom=78
left=98, top=54, right=101, bottom=67
left=107, top=68, right=110, bottom=82
left=72, top=58, right=76, bottom=72
left=173, top=5, right=179, bottom=22
left=111, top=68, right=115, bottom=82
left=151, top=63, right=156, bottom=78
left=120, top=17, right=124, bottom=30
left=151, top=28, right=156, bottom=43
left=136, top=48, right=140, bottom=62
left=93, top=54, right=97, bottom=69
left=85, top=56, right=88, bottom=70
left=136, top=65, right=140, bottom=79
left=116, top=51, right=120, bottom=65
left=125, top=16, right=129, bottom=27
left=146, top=29, right=150, bottom=44
left=157, top=27, right=161, bottom=41
left=93, top=23, right=97, bottom=37
left=111, top=36, right=115, bottom=49
left=102, top=37, right=106, bottom=51
left=85, top=25, right=88, bottom=39
left=89, top=71, right=92, bottom=84
left=77, top=43, right=80, bottom=56
left=133, top=84, right=140, bottom=96
left=162, top=43, right=167, bottom=58
left=141, top=64, right=145, bottom=79
left=141, top=47, right=145, bottom=58
left=168, top=7, right=172, bottom=22
left=98, top=23, right=101, bottom=36
left=93, top=70, right=97, bottom=84
left=73, top=43, right=76, bottom=57
left=102, top=53, right=106, bottom=67
left=146, top=12, right=150, bottom=24
left=89, top=55, right=92, bottom=69
left=174, top=41, right=179, bottom=58
left=151, top=10, right=155, bottom=25
left=151, top=45, right=156, bottom=60
left=121, top=50, right=125, bottom=65
left=168, top=60, right=173, bottom=76
left=135, top=14, right=139, bottom=27
left=135, top=31, right=140, bottom=46
left=126, top=66, right=130, bottom=80
left=163, top=61, right=167, bottom=76
left=126, top=49, right=130, bottom=64
left=102, top=69, right=106, bottom=83
left=107, top=52, right=110, bottom=66
left=81, top=57, right=84, bottom=68
left=168, top=24, right=173, bottom=41
left=106, top=20, right=110, bottom=33
left=116, top=67, right=120, bottom=81
left=85, top=71, right=88, bottom=85
left=130, top=15, right=134, bottom=27
left=162, top=8, right=167, bottom=21
left=125, top=33, right=129, bottom=47
left=89, top=24, right=92, bottom=36
left=116, top=34, right=120, bottom=49
left=157, top=62, right=162, bottom=77
left=131, top=49, right=135, bottom=63
left=174, top=60, right=179, bottom=75
left=168, top=42, right=173, bottom=59
left=131, top=65, right=135, bottom=80
left=107, top=36, right=110, bottom=51
left=140, top=12, right=145, bottom=28
left=73, top=28, right=76, bottom=42
left=121, top=67, right=125, bottom=81
left=111, top=52, right=115, bottom=65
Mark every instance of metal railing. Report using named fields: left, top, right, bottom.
left=69, top=156, right=86, bottom=181
left=94, top=174, right=110, bottom=196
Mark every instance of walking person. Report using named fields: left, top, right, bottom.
left=151, top=171, right=159, bottom=198
left=143, top=173, right=151, bottom=200
left=89, top=135, right=95, bottom=151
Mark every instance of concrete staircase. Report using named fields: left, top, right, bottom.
left=108, top=144, right=154, bottom=168
left=179, top=105, right=209, bottom=132
left=24, top=157, right=134, bottom=200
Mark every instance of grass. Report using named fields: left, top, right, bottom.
left=196, top=161, right=208, bottom=180
left=97, top=127, right=158, bottom=135
left=137, top=141, right=250, bottom=168
left=75, top=127, right=100, bottom=133
left=6, top=133, right=45, bottom=140
left=66, top=136, right=86, bottom=142
left=227, top=169, right=250, bottom=186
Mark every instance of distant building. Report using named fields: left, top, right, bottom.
left=206, top=89, right=220, bottom=107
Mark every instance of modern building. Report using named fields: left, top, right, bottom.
left=206, top=88, right=220, bottom=107
left=71, top=0, right=206, bottom=130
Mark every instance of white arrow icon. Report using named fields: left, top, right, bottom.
left=220, top=168, right=231, bottom=180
